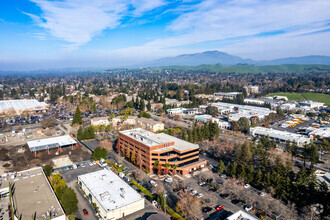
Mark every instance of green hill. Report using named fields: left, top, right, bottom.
left=266, top=92, right=330, bottom=105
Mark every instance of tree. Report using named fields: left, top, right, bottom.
left=217, top=160, right=225, bottom=174
left=250, top=116, right=260, bottom=127
left=182, top=129, right=188, bottom=141
left=230, top=121, right=240, bottom=131
left=176, top=90, right=182, bottom=101
left=91, top=147, right=107, bottom=161
left=59, top=187, right=78, bottom=215
left=205, top=106, right=218, bottom=117
left=131, top=150, right=136, bottom=163
left=72, top=106, right=83, bottom=125
left=163, top=163, right=171, bottom=175
left=308, top=144, right=319, bottom=169
left=43, top=164, right=53, bottom=177
left=138, top=111, right=151, bottom=118
left=238, top=117, right=250, bottom=132
left=136, top=151, right=142, bottom=168
left=77, top=126, right=83, bottom=140
left=41, top=116, right=58, bottom=129
left=285, top=141, right=298, bottom=161
left=176, top=192, right=202, bottom=220
left=147, top=100, right=151, bottom=111
left=246, top=165, right=254, bottom=183
left=255, top=169, right=262, bottom=186
left=139, top=99, right=145, bottom=111
left=171, top=164, right=178, bottom=175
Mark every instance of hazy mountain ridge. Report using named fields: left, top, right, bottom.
left=145, top=51, right=330, bottom=67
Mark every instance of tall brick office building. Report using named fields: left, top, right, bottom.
left=117, top=128, right=207, bottom=175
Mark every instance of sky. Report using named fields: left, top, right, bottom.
left=1, top=0, right=330, bottom=70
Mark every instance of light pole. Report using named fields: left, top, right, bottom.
left=163, top=193, right=167, bottom=215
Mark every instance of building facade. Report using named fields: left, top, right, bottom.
left=136, top=118, right=164, bottom=132
left=91, top=117, right=110, bottom=126
left=117, top=128, right=207, bottom=175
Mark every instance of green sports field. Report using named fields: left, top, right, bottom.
left=266, top=92, right=330, bottom=105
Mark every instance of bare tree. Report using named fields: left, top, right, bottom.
left=151, top=182, right=165, bottom=195
left=41, top=116, right=58, bottom=129
left=99, top=139, right=113, bottom=152
left=176, top=192, right=202, bottom=220
left=134, top=170, right=146, bottom=181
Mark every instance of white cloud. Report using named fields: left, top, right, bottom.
left=109, top=0, right=330, bottom=60
left=25, top=0, right=166, bottom=49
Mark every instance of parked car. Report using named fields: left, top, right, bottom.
left=164, top=177, right=173, bottom=183
left=199, top=181, right=206, bottom=186
left=215, top=205, right=224, bottom=211
left=152, top=200, right=159, bottom=208
left=244, top=184, right=250, bottom=188
left=220, top=174, right=226, bottom=178
left=81, top=163, right=85, bottom=168
left=245, top=205, right=253, bottom=212
left=202, top=207, right=212, bottom=213
left=259, top=192, right=266, bottom=197
left=197, top=193, right=203, bottom=198
left=83, top=209, right=88, bottom=216
left=184, top=186, right=191, bottom=192
left=190, top=190, right=197, bottom=196
left=150, top=180, right=158, bottom=187
left=88, top=162, right=93, bottom=166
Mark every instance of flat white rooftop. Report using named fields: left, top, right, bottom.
left=78, top=169, right=144, bottom=212
left=226, top=210, right=258, bottom=220
left=0, top=99, right=48, bottom=112
left=119, top=128, right=199, bottom=152
left=250, top=126, right=310, bottom=144
left=27, top=135, right=77, bottom=152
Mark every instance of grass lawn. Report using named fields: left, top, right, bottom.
left=266, top=92, right=330, bottom=105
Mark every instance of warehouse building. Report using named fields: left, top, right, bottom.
left=211, top=102, right=275, bottom=122
left=77, top=169, right=145, bottom=220
left=117, top=128, right=207, bottom=175
left=249, top=126, right=310, bottom=146
left=0, top=167, right=65, bottom=220
left=27, top=135, right=77, bottom=156
left=0, top=99, right=48, bottom=116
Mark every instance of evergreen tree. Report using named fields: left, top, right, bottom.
left=139, top=99, right=145, bottom=111
left=246, top=165, right=254, bottom=183
left=72, top=106, right=83, bottom=125
left=147, top=100, right=151, bottom=111
left=255, top=169, right=262, bottom=185
left=182, top=129, right=188, bottom=141
left=77, top=126, right=83, bottom=140
left=217, top=160, right=225, bottom=174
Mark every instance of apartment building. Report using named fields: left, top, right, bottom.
left=117, top=128, right=207, bottom=175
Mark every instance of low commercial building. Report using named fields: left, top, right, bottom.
left=111, top=116, right=137, bottom=127
left=27, top=135, right=77, bottom=156
left=249, top=126, right=310, bottom=146
left=91, top=117, right=110, bottom=126
left=212, top=102, right=275, bottom=122
left=137, top=117, right=164, bottom=132
left=214, top=92, right=241, bottom=99
left=244, top=98, right=265, bottom=105
left=195, top=114, right=231, bottom=129
left=309, top=127, right=330, bottom=138
left=244, top=85, right=259, bottom=95
left=299, top=101, right=325, bottom=109
left=78, top=169, right=145, bottom=220
left=0, top=167, right=65, bottom=220
left=167, top=108, right=186, bottom=115
left=280, top=103, right=297, bottom=111
left=0, top=99, right=48, bottom=116
left=117, top=128, right=207, bottom=175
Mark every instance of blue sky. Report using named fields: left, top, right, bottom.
left=1, top=0, right=330, bottom=70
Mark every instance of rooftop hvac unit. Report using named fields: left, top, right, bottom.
left=120, top=192, right=125, bottom=198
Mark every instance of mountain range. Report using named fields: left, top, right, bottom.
left=144, top=51, right=330, bottom=67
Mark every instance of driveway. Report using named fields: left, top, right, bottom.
left=68, top=181, right=98, bottom=220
